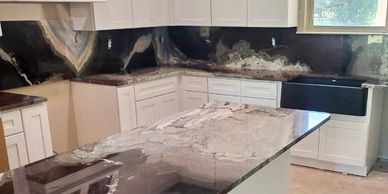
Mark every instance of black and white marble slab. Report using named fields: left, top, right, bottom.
left=0, top=102, right=330, bottom=194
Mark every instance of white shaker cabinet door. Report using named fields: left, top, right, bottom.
left=22, top=104, right=53, bottom=163
left=174, top=0, right=211, bottom=26
left=132, top=0, right=153, bottom=27
left=117, top=86, right=137, bottom=132
left=247, top=0, right=298, bottom=27
left=182, top=91, right=208, bottom=110
left=240, top=97, right=277, bottom=108
left=211, top=0, right=248, bottom=26
left=209, top=94, right=241, bottom=104
left=157, top=92, right=180, bottom=119
left=152, top=0, right=173, bottom=26
left=5, top=133, right=28, bottom=170
left=136, top=97, right=159, bottom=126
left=319, top=120, right=367, bottom=167
left=291, top=129, right=320, bottom=159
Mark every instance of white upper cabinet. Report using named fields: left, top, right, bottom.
left=69, top=0, right=133, bottom=31
left=247, top=0, right=298, bottom=27
left=174, top=0, right=211, bottom=26
left=211, top=0, right=248, bottom=27
left=132, top=0, right=172, bottom=28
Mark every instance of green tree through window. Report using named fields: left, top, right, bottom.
left=314, top=0, right=386, bottom=26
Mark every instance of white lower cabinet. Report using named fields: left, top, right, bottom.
left=182, top=91, right=208, bottom=110
left=22, top=104, right=54, bottom=163
left=291, top=88, right=384, bottom=176
left=291, top=129, right=319, bottom=159
left=318, top=120, right=367, bottom=167
left=136, top=92, right=179, bottom=126
left=5, top=133, right=28, bottom=170
left=1, top=103, right=53, bottom=169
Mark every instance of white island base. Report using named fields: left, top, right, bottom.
left=229, top=150, right=290, bottom=194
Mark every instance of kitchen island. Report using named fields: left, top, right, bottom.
left=0, top=102, right=330, bottom=194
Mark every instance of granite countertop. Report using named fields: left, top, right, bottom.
left=0, top=102, right=330, bottom=194
left=0, top=92, right=47, bottom=112
left=72, top=66, right=388, bottom=89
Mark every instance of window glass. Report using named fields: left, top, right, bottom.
left=313, top=0, right=388, bottom=27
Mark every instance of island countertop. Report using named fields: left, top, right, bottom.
left=0, top=102, right=330, bottom=194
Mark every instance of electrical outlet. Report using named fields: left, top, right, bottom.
left=107, top=39, right=112, bottom=50
left=0, top=22, right=3, bottom=37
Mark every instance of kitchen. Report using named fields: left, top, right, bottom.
left=0, top=0, right=388, bottom=193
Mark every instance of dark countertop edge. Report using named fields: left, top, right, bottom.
left=0, top=92, right=47, bottom=112
left=218, top=114, right=332, bottom=194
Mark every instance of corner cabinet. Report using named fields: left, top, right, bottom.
left=2, top=103, right=53, bottom=169
left=174, top=0, right=211, bottom=26
left=69, top=0, right=134, bottom=31
left=247, top=0, right=298, bottom=27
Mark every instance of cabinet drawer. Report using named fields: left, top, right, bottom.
left=209, top=94, right=241, bottom=103
left=2, top=110, right=23, bottom=136
left=241, top=97, right=277, bottom=108
left=182, top=76, right=208, bottom=92
left=135, top=77, right=178, bottom=101
left=241, top=80, right=277, bottom=99
left=208, top=78, right=241, bottom=96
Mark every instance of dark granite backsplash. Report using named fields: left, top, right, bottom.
left=0, top=20, right=387, bottom=90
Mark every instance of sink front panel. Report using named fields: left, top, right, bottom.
left=281, top=83, right=368, bottom=116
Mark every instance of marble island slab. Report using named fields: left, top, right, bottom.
left=0, top=102, right=330, bottom=194
left=73, top=66, right=387, bottom=89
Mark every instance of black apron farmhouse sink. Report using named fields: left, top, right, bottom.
left=281, top=76, right=368, bottom=116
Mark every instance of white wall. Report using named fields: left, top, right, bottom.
left=6, top=80, right=78, bottom=153
left=379, top=89, right=388, bottom=159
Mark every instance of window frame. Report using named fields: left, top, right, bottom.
left=297, top=0, right=388, bottom=34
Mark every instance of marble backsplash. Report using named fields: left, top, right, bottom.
left=0, top=21, right=387, bottom=90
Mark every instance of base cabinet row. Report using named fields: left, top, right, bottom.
left=2, top=103, right=53, bottom=170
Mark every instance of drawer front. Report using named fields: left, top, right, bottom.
left=2, top=110, right=23, bottom=136
left=209, top=94, right=241, bottom=103
left=135, top=77, right=178, bottom=101
left=208, top=78, right=241, bottom=96
left=182, top=76, right=208, bottom=92
left=241, top=97, right=277, bottom=108
left=241, top=80, right=278, bottom=99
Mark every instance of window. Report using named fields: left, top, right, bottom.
left=298, top=0, right=388, bottom=34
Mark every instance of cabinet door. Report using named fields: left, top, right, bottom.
left=182, top=76, right=208, bottom=93
left=22, top=104, right=53, bottom=163
left=136, top=97, right=159, bottom=126
left=157, top=92, right=180, bottom=119
left=247, top=0, right=297, bottom=27
left=93, top=0, right=134, bottom=30
left=182, top=91, right=208, bottom=110
left=211, top=0, right=247, bottom=26
left=291, top=129, right=319, bottom=159
left=132, top=0, right=153, bottom=27
left=319, top=120, right=367, bottom=167
left=6, top=133, right=29, bottom=170
left=241, top=97, right=277, bottom=108
left=152, top=0, right=173, bottom=26
left=117, top=86, right=137, bottom=132
left=209, top=94, right=241, bottom=104
left=174, top=0, right=211, bottom=26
